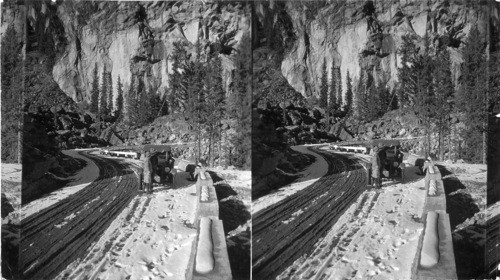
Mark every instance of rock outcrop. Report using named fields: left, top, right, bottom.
left=25, top=1, right=250, bottom=104
left=255, top=0, right=499, bottom=102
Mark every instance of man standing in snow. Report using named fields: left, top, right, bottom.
left=371, top=146, right=381, bottom=188
left=164, top=150, right=175, bottom=184
left=396, top=146, right=404, bottom=177
left=193, top=162, right=203, bottom=181
left=143, top=151, right=153, bottom=194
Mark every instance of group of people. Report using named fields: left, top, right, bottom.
left=140, top=149, right=176, bottom=194
left=370, top=144, right=404, bottom=189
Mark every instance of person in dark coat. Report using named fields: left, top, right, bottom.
left=166, top=151, right=175, bottom=184
left=150, top=149, right=158, bottom=184
left=395, top=146, right=404, bottom=177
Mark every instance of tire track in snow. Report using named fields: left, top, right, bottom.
left=20, top=151, right=140, bottom=280
left=62, top=194, right=152, bottom=280
left=279, top=190, right=381, bottom=280
left=253, top=148, right=368, bottom=279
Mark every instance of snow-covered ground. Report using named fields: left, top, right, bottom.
left=252, top=144, right=427, bottom=279
left=212, top=168, right=251, bottom=209
left=20, top=149, right=99, bottom=220
left=439, top=161, right=487, bottom=211
left=277, top=166, right=426, bottom=279
left=252, top=145, right=328, bottom=214
left=54, top=161, right=251, bottom=279
left=2, top=163, right=22, bottom=280
left=56, top=171, right=198, bottom=280
left=1, top=163, right=22, bottom=222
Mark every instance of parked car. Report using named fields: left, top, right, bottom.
left=371, top=140, right=405, bottom=182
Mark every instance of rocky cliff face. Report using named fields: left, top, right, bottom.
left=26, top=0, right=250, bottom=105
left=255, top=0, right=499, bottom=102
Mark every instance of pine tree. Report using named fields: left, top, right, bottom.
left=90, top=64, right=100, bottom=114
left=319, top=59, right=328, bottom=110
left=457, top=25, right=488, bottom=163
left=413, top=36, right=436, bottom=158
left=356, top=69, right=367, bottom=119
left=157, top=90, right=170, bottom=117
left=1, top=25, right=23, bottom=163
left=115, top=76, right=124, bottom=119
left=328, top=62, right=337, bottom=120
left=204, top=49, right=226, bottom=166
left=135, top=78, right=150, bottom=126
left=184, top=40, right=207, bottom=163
left=126, top=76, right=137, bottom=126
left=169, top=41, right=191, bottom=114
left=433, top=49, right=454, bottom=160
left=345, top=70, right=353, bottom=114
left=149, top=92, right=162, bottom=120
left=227, top=33, right=252, bottom=168
left=99, top=68, right=108, bottom=116
left=336, top=67, right=342, bottom=109
left=398, top=34, right=419, bottom=108
left=107, top=72, right=113, bottom=114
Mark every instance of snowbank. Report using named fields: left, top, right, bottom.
left=252, top=145, right=328, bottom=214
left=20, top=149, right=99, bottom=220
left=1, top=163, right=22, bottom=221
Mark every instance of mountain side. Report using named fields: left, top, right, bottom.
left=255, top=0, right=498, bottom=101
left=25, top=0, right=250, bottom=104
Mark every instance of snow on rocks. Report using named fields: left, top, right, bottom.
left=420, top=211, right=440, bottom=268
left=1, top=163, right=21, bottom=224
left=195, top=217, right=215, bottom=274
left=201, top=185, right=209, bottom=202
left=428, top=179, right=437, bottom=196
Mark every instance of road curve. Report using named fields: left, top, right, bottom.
left=252, top=146, right=368, bottom=279
left=20, top=151, right=139, bottom=280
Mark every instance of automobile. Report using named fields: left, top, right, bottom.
left=371, top=139, right=406, bottom=182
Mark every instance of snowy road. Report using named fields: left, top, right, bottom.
left=252, top=146, right=369, bottom=279
left=20, top=150, right=140, bottom=279
left=253, top=145, right=427, bottom=280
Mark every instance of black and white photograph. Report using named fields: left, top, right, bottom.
left=1, top=0, right=500, bottom=280
left=2, top=0, right=251, bottom=279
left=252, top=0, right=499, bottom=279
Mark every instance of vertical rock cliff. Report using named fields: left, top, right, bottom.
left=255, top=0, right=499, bottom=103
left=25, top=0, right=250, bottom=105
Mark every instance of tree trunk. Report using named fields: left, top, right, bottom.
left=438, top=130, right=442, bottom=161
left=219, top=122, right=222, bottom=166
left=326, top=111, right=330, bottom=131
left=282, top=104, right=286, bottom=126
left=448, top=132, right=452, bottom=161
left=207, top=129, right=212, bottom=167
left=197, top=127, right=201, bottom=164
left=483, top=126, right=487, bottom=164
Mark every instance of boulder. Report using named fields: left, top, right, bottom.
left=339, top=127, right=354, bottom=141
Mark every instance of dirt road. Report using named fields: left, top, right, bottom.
left=20, top=150, right=140, bottom=280
left=252, top=146, right=369, bottom=279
